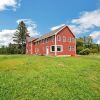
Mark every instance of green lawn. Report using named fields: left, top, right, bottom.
left=0, top=55, right=100, bottom=100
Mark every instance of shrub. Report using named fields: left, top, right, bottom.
left=90, top=49, right=98, bottom=54
left=79, top=48, right=90, bottom=55
left=76, top=46, right=84, bottom=54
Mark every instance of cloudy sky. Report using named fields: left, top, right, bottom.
left=0, top=0, right=100, bottom=46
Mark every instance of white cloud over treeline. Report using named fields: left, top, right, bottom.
left=0, top=19, right=40, bottom=47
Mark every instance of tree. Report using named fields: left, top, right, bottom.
left=13, top=21, right=27, bottom=54
left=76, top=37, right=84, bottom=54
left=83, top=36, right=93, bottom=48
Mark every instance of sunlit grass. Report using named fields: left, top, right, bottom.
left=0, top=55, right=100, bottom=100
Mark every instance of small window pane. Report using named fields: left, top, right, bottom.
left=51, top=46, right=55, bottom=51
left=57, top=46, right=61, bottom=51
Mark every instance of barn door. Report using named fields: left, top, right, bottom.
left=46, top=46, right=49, bottom=55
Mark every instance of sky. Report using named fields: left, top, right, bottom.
left=0, top=0, right=100, bottom=46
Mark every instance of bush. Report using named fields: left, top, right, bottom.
left=90, top=49, right=98, bottom=54
left=76, top=46, right=84, bottom=54
left=79, top=48, right=91, bottom=55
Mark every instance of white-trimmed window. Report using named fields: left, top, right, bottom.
left=50, top=45, right=63, bottom=52
left=46, top=38, right=48, bottom=43
left=57, top=35, right=61, bottom=41
left=57, top=46, right=63, bottom=52
left=68, top=46, right=71, bottom=51
left=68, top=46, right=75, bottom=51
left=52, top=36, right=55, bottom=42
left=71, top=46, right=75, bottom=51
left=68, top=37, right=71, bottom=42
left=63, top=36, right=66, bottom=42
left=71, top=38, right=75, bottom=42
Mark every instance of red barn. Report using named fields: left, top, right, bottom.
left=26, top=25, right=76, bottom=56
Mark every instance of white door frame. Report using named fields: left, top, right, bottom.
left=46, top=46, right=49, bottom=56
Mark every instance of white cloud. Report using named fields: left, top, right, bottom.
left=0, top=19, right=40, bottom=47
left=69, top=9, right=100, bottom=34
left=0, top=29, right=16, bottom=47
left=17, top=19, right=40, bottom=37
left=0, top=0, right=21, bottom=11
left=68, top=9, right=100, bottom=44
left=51, top=24, right=65, bottom=31
left=90, top=31, right=100, bottom=44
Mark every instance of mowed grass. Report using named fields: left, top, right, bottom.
left=0, top=55, right=100, bottom=100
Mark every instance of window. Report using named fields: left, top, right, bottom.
left=68, top=46, right=75, bottom=51
left=57, top=46, right=62, bottom=52
left=68, top=46, right=71, bottom=51
left=51, top=46, right=55, bottom=52
left=71, top=46, right=75, bottom=51
left=57, top=35, right=61, bottom=41
left=68, top=37, right=71, bottom=42
left=43, top=39, right=45, bottom=43
left=46, top=38, right=48, bottom=43
left=63, top=36, right=66, bottom=42
left=52, top=36, right=55, bottom=42
left=71, top=38, right=75, bottom=42
left=50, top=45, right=63, bottom=52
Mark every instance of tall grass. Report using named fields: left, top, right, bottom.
left=0, top=55, right=100, bottom=100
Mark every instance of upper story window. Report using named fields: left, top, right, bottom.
left=68, top=37, right=71, bottom=42
left=46, top=38, right=48, bottom=43
left=52, top=36, right=55, bottom=42
left=68, top=46, right=71, bottom=51
left=71, top=38, right=75, bottom=42
left=57, top=35, right=61, bottom=41
left=63, top=36, right=66, bottom=42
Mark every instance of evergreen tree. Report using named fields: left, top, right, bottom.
left=13, top=21, right=27, bottom=54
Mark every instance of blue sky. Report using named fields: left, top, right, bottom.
left=0, top=0, right=100, bottom=46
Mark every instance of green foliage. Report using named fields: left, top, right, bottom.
left=91, top=49, right=98, bottom=54
left=0, top=55, right=100, bottom=99
left=76, top=46, right=84, bottom=54
left=79, top=48, right=91, bottom=55
left=13, top=21, right=27, bottom=54
left=0, top=43, right=23, bottom=54
left=76, top=36, right=100, bottom=54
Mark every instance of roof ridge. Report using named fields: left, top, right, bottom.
left=35, top=25, right=67, bottom=42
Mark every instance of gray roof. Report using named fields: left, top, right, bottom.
left=35, top=25, right=66, bottom=42
left=26, top=37, right=36, bottom=42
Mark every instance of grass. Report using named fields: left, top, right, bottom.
left=0, top=55, right=100, bottom=100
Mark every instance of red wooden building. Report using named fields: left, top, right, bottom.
left=26, top=25, right=76, bottom=56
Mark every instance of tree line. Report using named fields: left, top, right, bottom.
left=0, top=21, right=100, bottom=55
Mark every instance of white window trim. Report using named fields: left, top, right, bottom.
left=57, top=35, right=61, bottom=41
left=68, top=46, right=75, bottom=51
left=50, top=45, right=63, bottom=52
left=71, top=46, right=75, bottom=51
left=63, top=36, right=66, bottom=42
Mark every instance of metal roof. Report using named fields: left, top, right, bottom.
left=35, top=25, right=66, bottom=42
left=26, top=37, right=37, bottom=42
